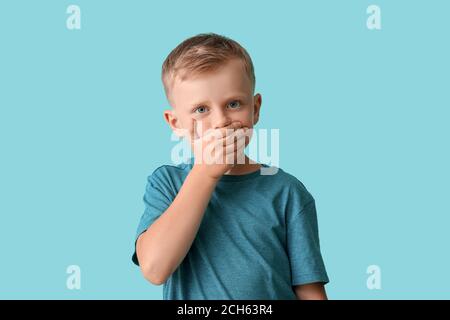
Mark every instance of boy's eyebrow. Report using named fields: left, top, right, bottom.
left=190, top=99, right=211, bottom=107
left=190, top=93, right=248, bottom=107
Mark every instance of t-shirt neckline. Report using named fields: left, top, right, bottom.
left=186, top=158, right=271, bottom=182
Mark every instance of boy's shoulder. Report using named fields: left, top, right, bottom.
left=146, top=161, right=192, bottom=188
left=271, top=166, right=315, bottom=202
left=150, top=161, right=192, bottom=176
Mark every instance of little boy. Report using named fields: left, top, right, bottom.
left=132, top=33, right=329, bottom=300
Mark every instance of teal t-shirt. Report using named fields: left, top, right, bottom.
left=132, top=159, right=329, bottom=299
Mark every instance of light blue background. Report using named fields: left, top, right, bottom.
left=1, top=0, right=449, bottom=299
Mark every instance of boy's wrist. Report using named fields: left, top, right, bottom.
left=190, top=164, right=222, bottom=183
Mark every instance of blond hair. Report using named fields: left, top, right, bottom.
left=162, top=33, right=255, bottom=102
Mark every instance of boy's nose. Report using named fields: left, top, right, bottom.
left=212, top=110, right=232, bottom=129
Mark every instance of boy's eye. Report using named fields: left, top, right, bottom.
left=227, top=100, right=241, bottom=109
left=194, top=106, right=208, bottom=114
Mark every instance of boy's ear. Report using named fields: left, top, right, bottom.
left=164, top=109, right=185, bottom=137
left=253, top=93, right=262, bottom=126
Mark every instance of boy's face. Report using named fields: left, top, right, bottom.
left=164, top=58, right=262, bottom=140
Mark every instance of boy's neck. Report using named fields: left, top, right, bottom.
left=224, top=155, right=262, bottom=175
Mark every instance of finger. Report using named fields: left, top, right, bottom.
left=222, top=121, right=243, bottom=137
left=230, top=137, right=248, bottom=165
left=213, top=127, right=248, bottom=147
left=234, top=139, right=247, bottom=163
left=208, top=133, right=245, bottom=162
left=187, top=118, right=200, bottom=142
left=193, top=118, right=200, bottom=140
left=223, top=136, right=247, bottom=165
left=224, top=134, right=246, bottom=154
left=225, top=128, right=246, bottom=147
left=185, top=118, right=194, bottom=142
left=203, top=121, right=242, bottom=141
left=210, top=133, right=245, bottom=155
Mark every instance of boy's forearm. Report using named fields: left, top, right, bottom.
left=294, top=283, right=328, bottom=300
left=136, top=165, right=218, bottom=285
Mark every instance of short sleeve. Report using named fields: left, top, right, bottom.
left=287, top=200, right=329, bottom=286
left=131, top=168, right=174, bottom=266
